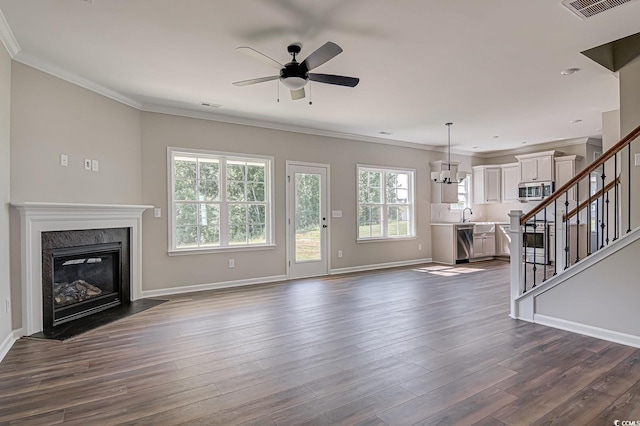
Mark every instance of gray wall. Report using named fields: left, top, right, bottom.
left=0, top=41, right=12, bottom=350
left=9, top=63, right=143, bottom=329
left=619, top=58, right=640, bottom=231
left=140, top=112, right=440, bottom=291
left=536, top=236, right=640, bottom=336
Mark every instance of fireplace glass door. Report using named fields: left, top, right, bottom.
left=51, top=242, right=122, bottom=326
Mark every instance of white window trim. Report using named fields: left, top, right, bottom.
left=167, top=147, right=275, bottom=254
left=356, top=164, right=416, bottom=242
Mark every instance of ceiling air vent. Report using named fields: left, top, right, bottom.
left=562, top=0, right=638, bottom=19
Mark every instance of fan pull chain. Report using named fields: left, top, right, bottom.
left=276, top=81, right=280, bottom=103
left=308, top=82, right=312, bottom=105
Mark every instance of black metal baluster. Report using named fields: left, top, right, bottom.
left=532, top=215, right=537, bottom=288
left=553, top=199, right=558, bottom=276
left=628, top=144, right=632, bottom=234
left=614, top=153, right=619, bottom=241
left=600, top=166, right=606, bottom=249
left=606, top=190, right=610, bottom=246
left=596, top=198, right=600, bottom=252
left=565, top=191, right=570, bottom=269
left=575, top=182, right=580, bottom=264
left=523, top=224, right=527, bottom=294
left=542, top=209, right=547, bottom=282
left=587, top=177, right=592, bottom=256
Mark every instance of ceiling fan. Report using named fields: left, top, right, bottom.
left=233, top=41, right=359, bottom=100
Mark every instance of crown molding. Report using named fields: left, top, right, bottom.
left=13, top=51, right=143, bottom=109
left=0, top=7, right=20, bottom=56
left=141, top=103, right=469, bottom=155
left=476, top=136, right=597, bottom=158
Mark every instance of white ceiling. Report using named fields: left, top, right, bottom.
left=0, top=0, right=637, bottom=152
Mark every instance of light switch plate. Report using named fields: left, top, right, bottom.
left=154, top=208, right=161, bottom=218
left=635, top=153, right=640, bottom=166
left=60, top=154, right=68, bottom=167
left=84, top=158, right=92, bottom=170
left=91, top=159, right=99, bottom=172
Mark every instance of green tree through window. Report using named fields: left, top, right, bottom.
left=357, top=166, right=415, bottom=240
left=170, top=149, right=272, bottom=251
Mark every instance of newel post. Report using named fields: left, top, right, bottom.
left=509, top=210, right=524, bottom=319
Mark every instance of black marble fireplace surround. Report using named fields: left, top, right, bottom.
left=40, top=228, right=131, bottom=335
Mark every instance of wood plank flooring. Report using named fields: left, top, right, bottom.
left=2, top=260, right=640, bottom=425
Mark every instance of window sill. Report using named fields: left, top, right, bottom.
left=357, top=236, right=416, bottom=243
left=168, top=244, right=277, bottom=256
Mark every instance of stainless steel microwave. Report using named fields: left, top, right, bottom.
left=518, top=181, right=554, bottom=202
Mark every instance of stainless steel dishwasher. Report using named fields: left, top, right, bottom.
left=455, top=224, right=474, bottom=263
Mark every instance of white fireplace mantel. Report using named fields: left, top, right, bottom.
left=12, top=202, right=153, bottom=335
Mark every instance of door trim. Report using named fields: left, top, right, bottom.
left=286, top=161, right=331, bottom=279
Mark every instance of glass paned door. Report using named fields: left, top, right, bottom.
left=287, top=163, right=328, bottom=278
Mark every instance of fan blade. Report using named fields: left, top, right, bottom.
left=308, top=73, right=359, bottom=87
left=233, top=76, right=279, bottom=87
left=301, top=42, right=342, bottom=71
left=237, top=47, right=283, bottom=70
left=290, top=88, right=306, bottom=100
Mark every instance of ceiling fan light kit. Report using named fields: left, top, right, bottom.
left=233, top=41, right=359, bottom=101
left=431, top=122, right=467, bottom=184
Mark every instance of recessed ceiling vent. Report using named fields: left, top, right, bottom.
left=562, top=0, right=638, bottom=19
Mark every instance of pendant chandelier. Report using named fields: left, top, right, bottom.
left=431, top=122, right=466, bottom=184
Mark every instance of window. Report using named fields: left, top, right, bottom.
left=169, top=148, right=273, bottom=253
left=451, top=175, right=471, bottom=210
left=357, top=165, right=415, bottom=240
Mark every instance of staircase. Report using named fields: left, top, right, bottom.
left=509, top=123, right=640, bottom=347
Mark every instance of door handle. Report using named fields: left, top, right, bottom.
left=322, top=225, right=328, bottom=228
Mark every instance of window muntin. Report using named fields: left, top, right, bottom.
left=451, top=175, right=471, bottom=210
left=169, top=149, right=273, bottom=252
left=357, top=166, right=415, bottom=240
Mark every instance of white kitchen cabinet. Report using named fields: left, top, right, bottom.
left=496, top=224, right=510, bottom=256
left=515, top=150, right=555, bottom=183
left=430, top=160, right=460, bottom=204
left=472, top=165, right=501, bottom=204
left=473, top=234, right=496, bottom=258
left=501, top=163, right=519, bottom=203
left=554, top=155, right=579, bottom=200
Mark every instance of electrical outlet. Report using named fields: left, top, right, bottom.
left=84, top=158, right=92, bottom=170
left=635, top=153, right=640, bottom=166
left=5, top=298, right=10, bottom=314
left=418, top=243, right=422, bottom=251
left=60, top=154, right=68, bottom=167
left=92, top=159, right=99, bottom=172
left=228, top=259, right=235, bottom=268
left=338, top=250, right=343, bottom=258
left=154, top=208, right=161, bottom=218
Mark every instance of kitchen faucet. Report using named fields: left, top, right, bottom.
left=462, top=207, right=473, bottom=222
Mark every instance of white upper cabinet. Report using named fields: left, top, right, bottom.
left=430, top=161, right=460, bottom=204
left=554, top=155, right=579, bottom=200
left=501, top=163, right=519, bottom=203
left=515, top=150, right=556, bottom=183
left=472, top=165, right=501, bottom=204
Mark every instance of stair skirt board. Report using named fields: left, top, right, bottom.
left=534, top=314, right=640, bottom=349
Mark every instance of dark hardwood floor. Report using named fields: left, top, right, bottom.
left=2, top=260, right=640, bottom=425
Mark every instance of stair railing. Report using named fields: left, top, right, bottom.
left=509, top=123, right=640, bottom=316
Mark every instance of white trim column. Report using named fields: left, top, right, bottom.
left=509, top=210, right=523, bottom=319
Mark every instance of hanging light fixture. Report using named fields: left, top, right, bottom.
left=431, top=122, right=466, bottom=184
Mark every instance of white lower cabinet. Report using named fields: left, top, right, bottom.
left=473, top=234, right=496, bottom=258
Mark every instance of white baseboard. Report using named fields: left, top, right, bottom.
left=0, top=329, right=23, bottom=363
left=330, top=258, right=432, bottom=275
left=141, top=275, right=288, bottom=299
left=534, top=314, right=640, bottom=349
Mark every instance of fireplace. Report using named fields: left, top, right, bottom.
left=50, top=242, right=122, bottom=326
left=14, top=202, right=150, bottom=335
left=41, top=227, right=131, bottom=332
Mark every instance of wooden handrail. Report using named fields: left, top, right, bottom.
left=521, top=122, right=640, bottom=225
left=562, top=176, right=620, bottom=221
